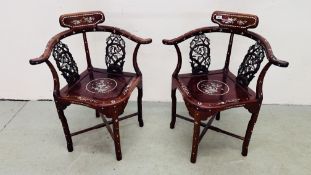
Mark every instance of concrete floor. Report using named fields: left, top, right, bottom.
left=0, top=101, right=310, bottom=175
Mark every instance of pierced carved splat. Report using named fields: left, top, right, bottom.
left=237, top=42, right=265, bottom=86
left=53, top=41, right=80, bottom=84
left=105, top=34, right=126, bottom=73
left=189, top=34, right=211, bottom=75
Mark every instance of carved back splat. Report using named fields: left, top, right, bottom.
left=237, top=42, right=265, bottom=86
left=189, top=34, right=211, bottom=75
left=105, top=34, right=126, bottom=73
left=53, top=41, right=80, bottom=84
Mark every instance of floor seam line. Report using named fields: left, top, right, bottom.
left=0, top=101, right=29, bottom=133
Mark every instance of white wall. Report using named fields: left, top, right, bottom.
left=0, top=0, right=310, bottom=105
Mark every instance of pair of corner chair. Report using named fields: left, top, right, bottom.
left=29, top=11, right=288, bottom=163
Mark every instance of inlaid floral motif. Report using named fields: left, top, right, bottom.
left=71, top=16, right=95, bottom=25
left=86, top=78, right=117, bottom=94
left=197, top=80, right=229, bottom=95
left=222, top=17, right=236, bottom=24
left=237, top=20, right=247, bottom=25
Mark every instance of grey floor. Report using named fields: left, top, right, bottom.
left=0, top=101, right=310, bottom=175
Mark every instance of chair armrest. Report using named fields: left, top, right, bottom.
left=162, top=39, right=175, bottom=45
left=29, top=39, right=59, bottom=65
left=29, top=30, right=73, bottom=65
left=245, top=31, right=289, bottom=68
left=29, top=54, right=50, bottom=65
left=163, top=26, right=219, bottom=45
left=268, top=56, right=289, bottom=68
left=134, top=36, right=152, bottom=45
left=112, top=27, right=152, bottom=44
left=97, top=25, right=152, bottom=44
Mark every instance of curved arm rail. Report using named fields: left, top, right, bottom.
left=162, top=26, right=288, bottom=68
left=46, top=60, right=60, bottom=96
left=30, top=25, right=152, bottom=65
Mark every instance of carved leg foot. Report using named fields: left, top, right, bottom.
left=216, top=112, right=220, bottom=121
left=242, top=111, right=259, bottom=156
left=56, top=107, right=73, bottom=152
left=95, top=110, right=100, bottom=118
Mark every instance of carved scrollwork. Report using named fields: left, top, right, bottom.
left=53, top=41, right=80, bottom=84
left=105, top=34, right=126, bottom=73
left=237, top=42, right=265, bottom=86
left=189, top=34, right=211, bottom=74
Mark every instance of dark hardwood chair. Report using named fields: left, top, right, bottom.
left=163, top=11, right=289, bottom=163
left=29, top=11, right=152, bottom=161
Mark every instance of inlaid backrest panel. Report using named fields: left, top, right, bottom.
left=236, top=42, right=265, bottom=86
left=211, top=11, right=258, bottom=30
left=59, top=11, right=105, bottom=30
left=189, top=34, right=211, bottom=75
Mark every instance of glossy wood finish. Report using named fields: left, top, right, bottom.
left=163, top=10, right=289, bottom=163
left=29, top=11, right=152, bottom=161
left=211, top=11, right=259, bottom=30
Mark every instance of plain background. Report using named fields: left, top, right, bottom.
left=0, top=0, right=310, bottom=105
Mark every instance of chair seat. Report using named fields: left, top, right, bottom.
left=59, top=68, right=140, bottom=109
left=175, top=69, right=258, bottom=119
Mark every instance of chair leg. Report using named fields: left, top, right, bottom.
left=242, top=110, right=259, bottom=156
left=190, top=118, right=201, bottom=163
left=95, top=109, right=100, bottom=118
left=216, top=112, right=220, bottom=120
left=112, top=118, right=122, bottom=161
left=137, top=87, right=144, bottom=127
left=56, top=108, right=73, bottom=152
left=170, top=88, right=177, bottom=129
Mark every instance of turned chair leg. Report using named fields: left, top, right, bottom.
left=216, top=112, right=220, bottom=120
left=112, top=117, right=122, bottom=161
left=170, top=88, right=177, bottom=129
left=95, top=109, right=100, bottom=118
left=137, top=87, right=144, bottom=127
left=190, top=118, right=201, bottom=163
left=242, top=110, right=260, bottom=156
left=56, top=107, right=73, bottom=152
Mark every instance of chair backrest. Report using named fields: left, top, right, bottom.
left=211, top=11, right=259, bottom=31
left=52, top=11, right=129, bottom=85
left=186, top=11, right=264, bottom=86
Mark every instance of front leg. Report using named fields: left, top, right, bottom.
left=137, top=86, right=144, bottom=127
left=242, top=110, right=260, bottom=156
left=112, top=117, right=122, bottom=161
left=190, top=117, right=201, bottom=163
left=170, top=88, right=177, bottom=129
left=55, top=103, right=73, bottom=152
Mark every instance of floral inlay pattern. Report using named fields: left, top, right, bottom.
left=212, top=11, right=258, bottom=30
left=86, top=78, right=117, bottom=94
left=197, top=80, right=229, bottom=95
left=221, top=17, right=236, bottom=24
left=71, top=17, right=95, bottom=25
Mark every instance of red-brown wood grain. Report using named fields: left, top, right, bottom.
left=29, top=11, right=152, bottom=161
left=163, top=10, right=289, bottom=163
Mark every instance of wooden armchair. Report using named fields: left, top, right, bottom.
left=29, top=11, right=152, bottom=161
left=162, top=11, right=289, bottom=163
